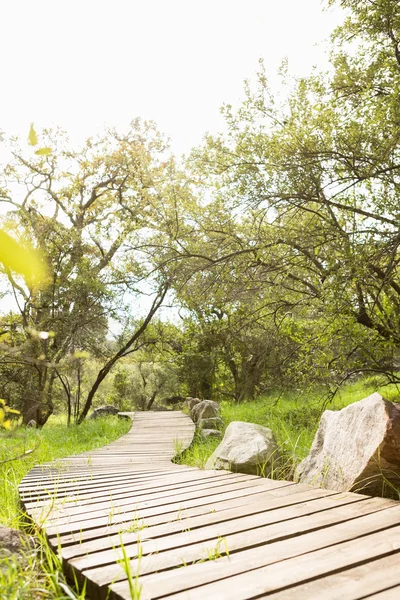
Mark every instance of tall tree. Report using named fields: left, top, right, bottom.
left=0, top=121, right=183, bottom=423
left=186, top=0, right=400, bottom=386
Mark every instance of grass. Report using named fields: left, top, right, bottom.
left=176, top=374, right=400, bottom=482
left=0, top=414, right=131, bottom=599
left=117, top=537, right=143, bottom=600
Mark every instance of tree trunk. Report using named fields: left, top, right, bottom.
left=22, top=351, right=55, bottom=426
left=77, top=284, right=168, bottom=424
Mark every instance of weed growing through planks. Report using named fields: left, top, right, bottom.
left=175, top=505, right=187, bottom=521
left=37, top=489, right=58, bottom=527
left=107, top=492, right=123, bottom=525
left=70, top=528, right=84, bottom=545
left=119, top=508, right=148, bottom=534
left=117, top=536, right=143, bottom=600
left=199, top=536, right=229, bottom=562
left=181, top=521, right=191, bottom=533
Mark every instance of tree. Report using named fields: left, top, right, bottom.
left=0, top=120, right=184, bottom=423
left=185, top=0, right=400, bottom=388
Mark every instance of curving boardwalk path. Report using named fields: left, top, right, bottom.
left=19, top=411, right=400, bottom=600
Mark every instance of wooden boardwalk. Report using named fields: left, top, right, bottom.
left=19, top=411, right=400, bottom=599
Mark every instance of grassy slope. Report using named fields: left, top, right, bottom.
left=0, top=415, right=131, bottom=600
left=177, top=376, right=400, bottom=479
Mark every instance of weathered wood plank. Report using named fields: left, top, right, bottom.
left=61, top=487, right=337, bottom=560
left=255, top=552, right=400, bottom=599
left=153, top=523, right=400, bottom=600
left=50, top=481, right=305, bottom=548
left=84, top=498, right=399, bottom=594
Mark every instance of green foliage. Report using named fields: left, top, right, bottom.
left=0, top=229, right=48, bottom=287
left=0, top=529, right=88, bottom=599
left=0, top=398, right=20, bottom=430
left=173, top=0, right=400, bottom=396
left=0, top=120, right=191, bottom=423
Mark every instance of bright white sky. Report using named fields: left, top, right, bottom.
left=0, top=0, right=342, bottom=156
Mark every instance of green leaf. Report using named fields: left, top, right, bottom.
left=35, top=147, right=52, bottom=156
left=73, top=350, right=90, bottom=359
left=28, top=123, right=38, bottom=146
left=0, top=229, right=48, bottom=286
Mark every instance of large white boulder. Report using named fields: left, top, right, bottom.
left=296, top=393, right=400, bottom=496
left=206, top=421, right=279, bottom=476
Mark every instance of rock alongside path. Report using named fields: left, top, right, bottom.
left=296, top=393, right=400, bottom=496
left=89, top=405, right=119, bottom=419
left=190, top=400, right=220, bottom=423
left=206, top=421, right=279, bottom=476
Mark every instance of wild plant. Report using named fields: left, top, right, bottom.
left=117, top=536, right=143, bottom=600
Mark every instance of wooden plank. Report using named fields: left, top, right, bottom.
left=45, top=479, right=294, bottom=537
left=69, top=491, right=368, bottom=572
left=255, top=552, right=400, bottom=599
left=20, top=467, right=194, bottom=496
left=23, top=470, right=234, bottom=509
left=82, top=498, right=398, bottom=592
left=365, top=587, right=400, bottom=599
left=50, top=481, right=305, bottom=547
left=21, top=470, right=224, bottom=502
left=61, top=487, right=337, bottom=560
left=26, top=473, right=237, bottom=519
left=32, top=473, right=258, bottom=524
left=109, top=504, right=400, bottom=600
left=153, top=523, right=400, bottom=600
left=19, top=468, right=188, bottom=491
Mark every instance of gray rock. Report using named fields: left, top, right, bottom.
left=89, top=405, right=119, bottom=419
left=0, top=526, right=35, bottom=558
left=190, top=400, right=220, bottom=423
left=201, top=429, right=222, bottom=440
left=296, top=393, right=400, bottom=496
left=206, top=421, right=279, bottom=476
left=188, top=397, right=202, bottom=410
left=197, top=417, right=224, bottom=430
left=182, top=397, right=201, bottom=412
